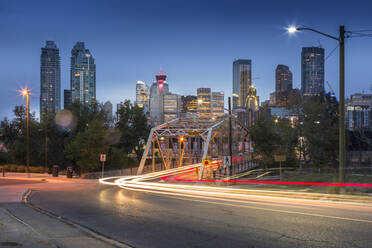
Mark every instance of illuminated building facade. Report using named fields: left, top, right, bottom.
left=276, top=64, right=292, bottom=92
left=301, top=47, right=324, bottom=95
left=40, top=40, right=61, bottom=117
left=163, top=93, right=181, bottom=122
left=233, top=59, right=252, bottom=108
left=197, top=88, right=212, bottom=119
left=181, top=95, right=198, bottom=113
left=346, top=94, right=372, bottom=130
left=70, top=42, right=96, bottom=105
left=136, top=81, right=149, bottom=109
left=212, top=92, right=224, bottom=119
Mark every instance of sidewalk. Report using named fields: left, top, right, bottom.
left=0, top=173, right=129, bottom=248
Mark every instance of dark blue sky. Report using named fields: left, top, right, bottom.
left=1, top=0, right=372, bottom=120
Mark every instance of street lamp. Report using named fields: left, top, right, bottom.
left=20, top=88, right=31, bottom=177
left=288, top=25, right=346, bottom=184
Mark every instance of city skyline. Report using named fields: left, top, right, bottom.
left=1, top=0, right=372, bottom=120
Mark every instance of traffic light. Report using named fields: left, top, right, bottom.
left=179, top=136, right=185, bottom=149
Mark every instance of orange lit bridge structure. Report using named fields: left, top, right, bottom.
left=137, top=116, right=255, bottom=179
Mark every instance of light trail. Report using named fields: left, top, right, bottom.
left=99, top=164, right=372, bottom=224
left=99, top=163, right=372, bottom=212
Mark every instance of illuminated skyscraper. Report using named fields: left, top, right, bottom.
left=136, top=81, right=149, bottom=109
left=181, top=95, right=198, bottom=113
left=275, top=64, right=294, bottom=107
left=276, top=65, right=292, bottom=92
left=40, top=40, right=61, bottom=117
left=197, top=88, right=212, bottom=119
left=301, top=47, right=324, bottom=95
left=149, top=71, right=169, bottom=125
left=233, top=59, right=252, bottom=108
left=70, top=42, right=96, bottom=105
left=212, top=92, right=224, bottom=119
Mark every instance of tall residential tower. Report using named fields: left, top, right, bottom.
left=70, top=42, right=96, bottom=105
left=40, top=41, right=61, bottom=117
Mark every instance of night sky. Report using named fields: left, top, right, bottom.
left=1, top=0, right=372, bottom=120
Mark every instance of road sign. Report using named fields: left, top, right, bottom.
left=274, top=155, right=286, bottom=162
left=202, top=159, right=210, bottom=166
left=223, top=156, right=231, bottom=166
left=100, top=154, right=106, bottom=162
left=188, top=131, right=200, bottom=136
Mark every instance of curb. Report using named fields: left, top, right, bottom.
left=22, top=189, right=134, bottom=248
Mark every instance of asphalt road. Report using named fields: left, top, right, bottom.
left=28, top=182, right=372, bottom=248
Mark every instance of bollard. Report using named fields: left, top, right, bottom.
left=52, top=165, right=59, bottom=177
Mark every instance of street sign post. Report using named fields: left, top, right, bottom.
left=100, top=154, right=106, bottom=178
left=274, top=155, right=286, bottom=180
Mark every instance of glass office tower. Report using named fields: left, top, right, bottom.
left=301, top=47, right=324, bottom=95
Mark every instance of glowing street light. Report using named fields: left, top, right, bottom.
left=287, top=26, right=298, bottom=34
left=19, top=88, right=31, bottom=177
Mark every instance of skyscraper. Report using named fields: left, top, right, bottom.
left=149, top=71, right=169, bottom=125
left=40, top=40, right=61, bottom=117
left=301, top=47, right=325, bottom=95
left=212, top=92, right=224, bottom=119
left=70, top=42, right=96, bottom=105
left=233, top=59, right=252, bottom=108
left=136, top=81, right=149, bottom=109
left=64, top=89, right=72, bottom=109
left=276, top=65, right=292, bottom=92
left=197, top=88, right=212, bottom=119
left=275, top=64, right=294, bottom=107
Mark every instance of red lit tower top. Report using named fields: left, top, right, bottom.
left=156, top=71, right=167, bottom=83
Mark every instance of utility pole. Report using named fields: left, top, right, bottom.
left=44, top=130, right=48, bottom=174
left=339, top=25, right=346, bottom=184
left=26, top=91, right=30, bottom=178
left=228, top=97, right=233, bottom=176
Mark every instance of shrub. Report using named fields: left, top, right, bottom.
left=10, top=165, right=18, bottom=172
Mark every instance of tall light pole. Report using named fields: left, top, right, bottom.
left=288, top=25, right=346, bottom=184
left=21, top=89, right=31, bottom=177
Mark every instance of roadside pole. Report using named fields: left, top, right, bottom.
left=100, top=154, right=106, bottom=178
left=228, top=97, right=233, bottom=176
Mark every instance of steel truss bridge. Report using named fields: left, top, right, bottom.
left=137, top=116, right=254, bottom=179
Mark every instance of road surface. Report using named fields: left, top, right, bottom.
left=30, top=182, right=372, bottom=248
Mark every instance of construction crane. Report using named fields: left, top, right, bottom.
left=326, top=81, right=335, bottom=96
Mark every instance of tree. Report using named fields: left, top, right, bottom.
left=66, top=119, right=108, bottom=173
left=250, top=115, right=280, bottom=167
left=116, top=100, right=150, bottom=161
left=302, top=93, right=339, bottom=168
left=251, top=113, right=298, bottom=168
left=0, top=106, right=44, bottom=166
